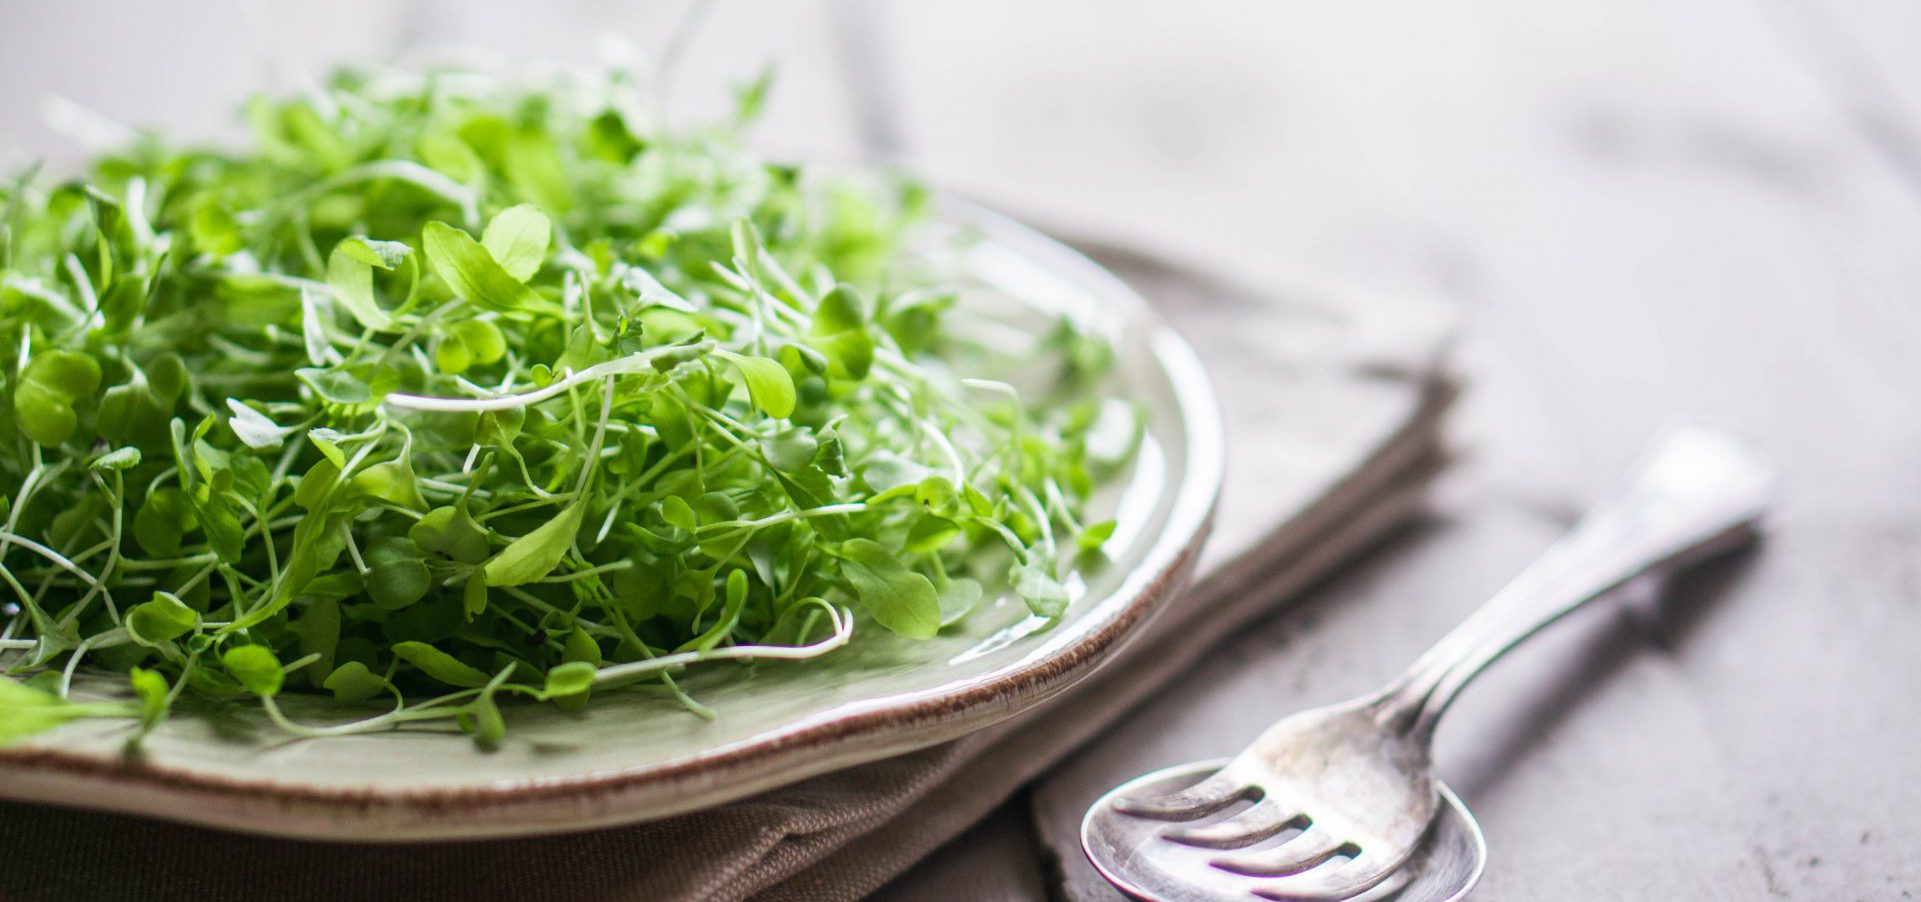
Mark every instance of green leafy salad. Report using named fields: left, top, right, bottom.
left=0, top=67, right=1135, bottom=746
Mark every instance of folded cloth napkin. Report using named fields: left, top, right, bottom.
left=0, top=236, right=1453, bottom=902
left=741, top=241, right=1454, bottom=902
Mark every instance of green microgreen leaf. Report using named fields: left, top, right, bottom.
left=410, top=505, right=492, bottom=563
left=132, top=486, right=197, bottom=557
left=222, top=645, right=285, bottom=697
left=91, top=446, right=142, bottom=471
left=436, top=318, right=507, bottom=374
left=129, top=666, right=171, bottom=729
left=720, top=351, right=797, bottom=419
left=392, top=641, right=490, bottom=688
left=423, top=221, right=541, bottom=312
left=322, top=661, right=389, bottom=703
left=839, top=539, right=941, bottom=639
left=325, top=240, right=396, bottom=331
left=760, top=427, right=819, bottom=472
left=482, top=497, right=586, bottom=587
left=365, top=537, right=432, bottom=609
left=352, top=452, right=427, bottom=510
left=463, top=571, right=490, bottom=620
left=127, top=591, right=199, bottom=647
left=298, top=596, right=342, bottom=689
left=0, top=676, right=134, bottom=744
left=296, top=367, right=372, bottom=405
left=938, top=578, right=984, bottom=627
left=14, top=350, right=102, bottom=445
left=660, top=495, right=697, bottom=532
left=542, top=661, right=597, bottom=699
left=810, top=284, right=874, bottom=380
left=338, top=236, right=412, bottom=270
left=0, top=64, right=1135, bottom=748
left=1012, top=556, right=1071, bottom=618
left=225, top=398, right=296, bottom=449
left=189, top=197, right=242, bottom=256
left=1078, top=519, right=1118, bottom=551
left=480, top=204, right=552, bottom=282
left=470, top=688, right=507, bottom=748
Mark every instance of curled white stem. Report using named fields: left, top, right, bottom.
left=592, top=603, right=853, bottom=686
left=383, top=342, right=714, bottom=414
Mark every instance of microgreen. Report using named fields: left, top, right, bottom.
left=0, top=65, right=1133, bottom=748
left=0, top=676, right=137, bottom=743
left=14, top=351, right=102, bottom=445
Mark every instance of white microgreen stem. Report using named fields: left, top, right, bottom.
left=383, top=342, right=715, bottom=413
left=536, top=559, right=634, bottom=583
left=592, top=602, right=853, bottom=687
left=1016, top=485, right=1057, bottom=556
left=260, top=690, right=481, bottom=738
left=698, top=503, right=868, bottom=538
left=576, top=376, right=616, bottom=495
left=0, top=533, right=113, bottom=610
left=920, top=419, right=967, bottom=486
left=58, top=627, right=128, bottom=698
left=0, top=66, right=1130, bottom=751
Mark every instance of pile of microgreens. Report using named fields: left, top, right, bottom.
left=0, top=66, right=1133, bottom=747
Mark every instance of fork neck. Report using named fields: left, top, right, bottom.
left=1369, top=428, right=1771, bottom=743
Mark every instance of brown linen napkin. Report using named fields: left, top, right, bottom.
left=0, top=238, right=1452, bottom=902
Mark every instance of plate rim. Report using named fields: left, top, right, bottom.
left=0, top=196, right=1227, bottom=838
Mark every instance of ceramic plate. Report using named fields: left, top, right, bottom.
left=0, top=199, right=1224, bottom=840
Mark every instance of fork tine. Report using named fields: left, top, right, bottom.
left=1241, top=854, right=1393, bottom=901
left=1112, top=771, right=1250, bottom=820
left=1162, top=800, right=1306, bottom=849
left=1209, top=827, right=1349, bottom=877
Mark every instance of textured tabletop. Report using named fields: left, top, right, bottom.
left=2, top=3, right=1917, bottom=900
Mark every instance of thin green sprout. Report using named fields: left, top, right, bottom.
left=0, top=64, right=1133, bottom=748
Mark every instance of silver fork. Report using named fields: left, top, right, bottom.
left=1085, top=426, right=1773, bottom=900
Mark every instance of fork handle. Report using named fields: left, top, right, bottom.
left=1378, top=426, right=1773, bottom=739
